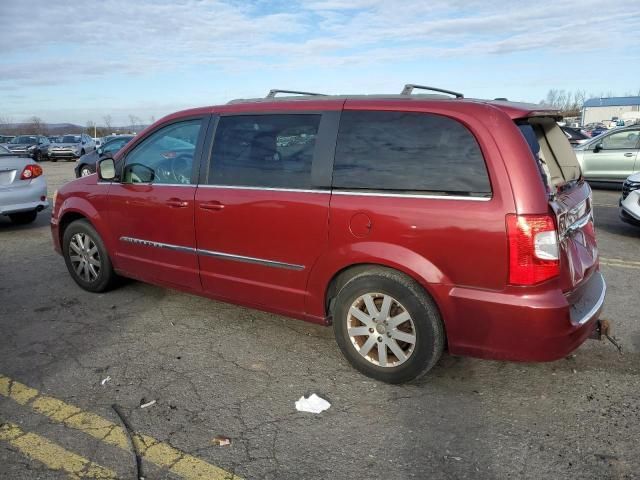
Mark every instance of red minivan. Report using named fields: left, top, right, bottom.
left=51, top=85, right=606, bottom=383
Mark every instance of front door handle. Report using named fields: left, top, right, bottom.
left=624, top=152, right=634, bottom=157
left=166, top=198, right=189, bottom=208
left=200, top=201, right=225, bottom=211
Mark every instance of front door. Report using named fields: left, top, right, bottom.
left=582, top=128, right=640, bottom=180
left=106, top=117, right=207, bottom=290
left=194, top=112, right=336, bottom=315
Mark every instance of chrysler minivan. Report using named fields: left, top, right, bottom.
left=51, top=85, right=606, bottom=383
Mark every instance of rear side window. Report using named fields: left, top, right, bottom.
left=209, top=114, right=321, bottom=188
left=333, top=111, right=491, bottom=195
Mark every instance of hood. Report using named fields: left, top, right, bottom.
left=627, top=172, right=640, bottom=183
left=8, top=143, right=35, bottom=149
left=51, top=142, right=79, bottom=148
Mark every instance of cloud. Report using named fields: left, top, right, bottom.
left=1, top=0, right=638, bottom=87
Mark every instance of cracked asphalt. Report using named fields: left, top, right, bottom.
left=1, top=162, right=639, bottom=479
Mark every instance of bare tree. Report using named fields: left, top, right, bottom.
left=25, top=116, right=47, bottom=135
left=103, top=115, right=113, bottom=132
left=128, top=114, right=141, bottom=133
left=149, top=115, right=156, bottom=125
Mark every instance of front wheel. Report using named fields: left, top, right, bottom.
left=333, top=268, right=445, bottom=384
left=80, top=165, right=93, bottom=177
left=62, top=219, right=117, bottom=292
left=9, top=210, right=37, bottom=224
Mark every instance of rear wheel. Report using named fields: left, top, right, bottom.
left=62, top=219, right=117, bottom=292
left=9, top=210, right=37, bottom=224
left=333, top=268, right=444, bottom=383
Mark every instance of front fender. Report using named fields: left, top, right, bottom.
left=54, top=196, right=114, bottom=261
left=304, top=241, right=450, bottom=318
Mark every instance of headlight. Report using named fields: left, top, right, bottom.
left=27, top=145, right=36, bottom=151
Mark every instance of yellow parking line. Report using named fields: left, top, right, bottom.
left=0, top=422, right=117, bottom=479
left=600, top=257, right=640, bottom=269
left=0, top=374, right=241, bottom=480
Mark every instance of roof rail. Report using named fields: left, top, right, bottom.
left=266, top=89, right=327, bottom=99
left=401, top=84, right=464, bottom=98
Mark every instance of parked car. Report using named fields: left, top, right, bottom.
left=574, top=125, right=640, bottom=182
left=6, top=135, right=51, bottom=161
left=619, top=173, right=640, bottom=226
left=589, top=125, right=609, bottom=138
left=49, top=134, right=95, bottom=162
left=561, top=126, right=590, bottom=146
left=51, top=85, right=605, bottom=383
left=0, top=135, right=16, bottom=144
left=1, top=146, right=49, bottom=224
left=75, top=135, right=134, bottom=177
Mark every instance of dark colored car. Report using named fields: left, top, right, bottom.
left=561, top=126, right=590, bottom=145
left=75, top=135, right=134, bottom=177
left=51, top=85, right=606, bottom=383
left=589, top=125, right=609, bottom=138
left=6, top=135, right=50, bottom=161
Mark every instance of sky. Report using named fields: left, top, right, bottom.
left=1, top=0, right=639, bottom=125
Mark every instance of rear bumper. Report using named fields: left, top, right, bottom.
left=0, top=177, right=49, bottom=215
left=441, top=271, right=606, bottom=362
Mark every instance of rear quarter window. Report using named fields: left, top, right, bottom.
left=333, top=111, right=491, bottom=195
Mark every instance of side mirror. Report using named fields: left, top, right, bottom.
left=98, top=158, right=116, bottom=181
left=593, top=143, right=603, bottom=153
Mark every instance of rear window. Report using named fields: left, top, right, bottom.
left=332, top=111, right=491, bottom=195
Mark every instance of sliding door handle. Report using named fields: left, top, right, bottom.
left=165, top=198, right=189, bottom=208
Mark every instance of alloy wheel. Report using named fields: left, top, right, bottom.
left=69, top=233, right=101, bottom=283
left=347, top=293, right=416, bottom=367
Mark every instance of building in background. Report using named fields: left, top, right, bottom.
left=582, top=96, right=640, bottom=126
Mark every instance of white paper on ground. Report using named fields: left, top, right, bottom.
left=295, top=394, right=331, bottom=414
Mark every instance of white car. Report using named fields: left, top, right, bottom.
left=0, top=145, right=49, bottom=224
left=620, top=172, right=640, bottom=226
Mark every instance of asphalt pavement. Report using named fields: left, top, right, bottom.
left=0, top=162, right=638, bottom=479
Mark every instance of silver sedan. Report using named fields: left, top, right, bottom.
left=0, top=145, right=49, bottom=224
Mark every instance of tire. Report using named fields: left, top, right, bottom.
left=9, top=210, right=37, bottom=225
left=35, top=151, right=42, bottom=162
left=62, top=219, right=117, bottom=293
left=333, top=268, right=445, bottom=384
left=80, top=166, right=93, bottom=177
left=51, top=158, right=57, bottom=163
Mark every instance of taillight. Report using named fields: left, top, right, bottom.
left=506, top=214, right=559, bottom=285
left=20, top=164, right=43, bottom=180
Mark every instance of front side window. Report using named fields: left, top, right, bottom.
left=122, top=119, right=202, bottom=184
left=209, top=114, right=321, bottom=188
left=333, top=111, right=491, bottom=195
left=601, top=130, right=640, bottom=150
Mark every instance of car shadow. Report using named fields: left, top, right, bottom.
left=0, top=210, right=51, bottom=231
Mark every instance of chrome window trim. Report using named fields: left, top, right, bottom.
left=198, top=184, right=330, bottom=194
left=119, top=236, right=304, bottom=271
left=332, top=190, right=492, bottom=201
